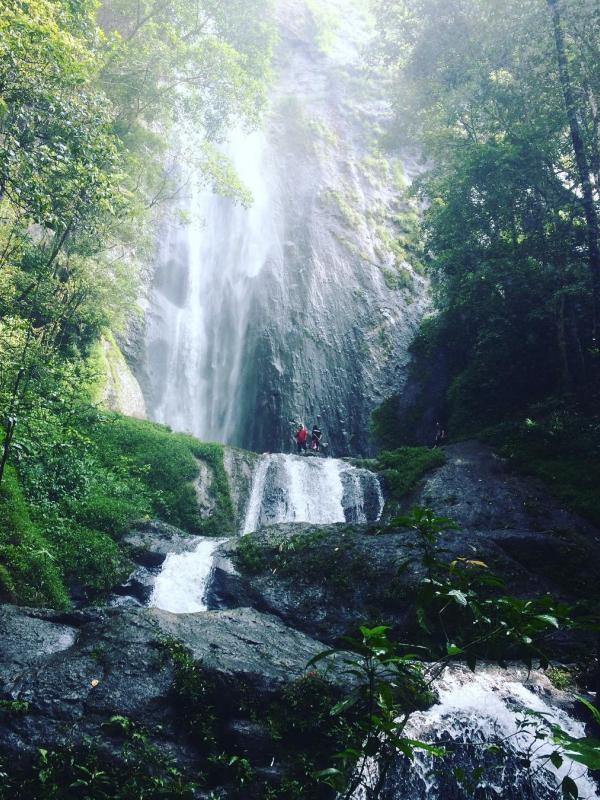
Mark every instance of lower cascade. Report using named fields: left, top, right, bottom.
left=373, top=665, right=600, bottom=800
left=243, top=453, right=384, bottom=533
left=149, top=538, right=228, bottom=614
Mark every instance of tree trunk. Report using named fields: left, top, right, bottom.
left=556, top=292, right=571, bottom=392
left=548, top=0, right=600, bottom=347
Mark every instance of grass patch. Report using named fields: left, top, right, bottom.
left=86, top=414, right=234, bottom=535
left=233, top=528, right=375, bottom=592
left=357, top=447, right=445, bottom=502
left=0, top=466, right=69, bottom=608
left=4, top=405, right=235, bottom=606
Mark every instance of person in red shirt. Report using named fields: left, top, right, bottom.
left=295, top=424, right=308, bottom=454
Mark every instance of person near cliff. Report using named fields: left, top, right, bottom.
left=311, top=421, right=322, bottom=452
left=295, top=424, right=308, bottom=453
left=434, top=421, right=447, bottom=448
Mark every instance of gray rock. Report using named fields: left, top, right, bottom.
left=411, top=441, right=598, bottom=538
left=123, top=520, right=198, bottom=568
left=0, top=605, right=329, bottom=764
left=223, top=446, right=261, bottom=529
left=212, top=443, right=600, bottom=647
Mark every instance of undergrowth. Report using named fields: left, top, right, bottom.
left=0, top=406, right=235, bottom=607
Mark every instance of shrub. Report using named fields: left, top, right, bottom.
left=0, top=467, right=69, bottom=608
left=375, top=447, right=445, bottom=500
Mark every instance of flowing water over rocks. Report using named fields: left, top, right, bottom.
left=243, top=453, right=384, bottom=532
left=149, top=537, right=229, bottom=614
left=143, top=454, right=383, bottom=613
left=378, top=665, right=600, bottom=800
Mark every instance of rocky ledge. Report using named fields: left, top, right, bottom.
left=0, top=605, right=332, bottom=774
left=209, top=441, right=600, bottom=646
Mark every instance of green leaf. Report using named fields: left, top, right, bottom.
left=446, top=642, right=463, bottom=656
left=576, top=695, right=600, bottom=727
left=306, top=649, right=339, bottom=667
left=561, top=776, right=578, bottom=800
left=448, top=589, right=468, bottom=606
left=534, top=614, right=559, bottom=629
left=549, top=752, right=563, bottom=769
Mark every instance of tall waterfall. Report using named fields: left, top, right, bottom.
left=142, top=129, right=280, bottom=442
left=242, top=454, right=384, bottom=533
left=138, top=0, right=429, bottom=455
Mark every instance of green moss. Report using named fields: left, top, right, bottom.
left=43, top=515, right=129, bottom=600
left=306, top=0, right=341, bottom=54
left=235, top=534, right=269, bottom=574
left=0, top=699, right=30, bottom=715
left=546, top=665, right=573, bottom=690
left=0, top=467, right=69, bottom=608
left=381, top=264, right=413, bottom=291
left=358, top=448, right=445, bottom=501
left=86, top=415, right=235, bottom=535
left=308, top=117, right=338, bottom=148
left=322, top=188, right=362, bottom=229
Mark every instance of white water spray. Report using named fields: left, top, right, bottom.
left=149, top=538, right=228, bottom=614
left=354, top=665, right=600, bottom=800
left=242, top=454, right=384, bottom=533
left=144, top=128, right=280, bottom=442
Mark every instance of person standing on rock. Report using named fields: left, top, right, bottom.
left=295, top=423, right=308, bottom=454
left=434, top=421, right=447, bottom=448
left=311, top=418, right=323, bottom=452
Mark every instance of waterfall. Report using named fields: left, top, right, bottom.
left=143, top=128, right=280, bottom=442
left=242, top=454, right=384, bottom=533
left=368, top=665, right=600, bottom=800
left=148, top=537, right=228, bottom=613
left=139, top=0, right=429, bottom=455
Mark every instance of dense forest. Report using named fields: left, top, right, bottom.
left=1, top=0, right=600, bottom=798
left=370, top=0, right=600, bottom=524
left=0, top=0, right=275, bottom=604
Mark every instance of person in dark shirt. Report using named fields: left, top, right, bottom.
left=311, top=422, right=322, bottom=452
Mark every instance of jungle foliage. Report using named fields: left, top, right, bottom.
left=0, top=0, right=274, bottom=604
left=370, top=0, right=600, bottom=508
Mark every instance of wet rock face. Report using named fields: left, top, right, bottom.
left=340, top=463, right=384, bottom=522
left=0, top=605, right=329, bottom=766
left=223, top=447, right=260, bottom=528
left=136, top=0, right=429, bottom=456
left=230, top=4, right=429, bottom=456
left=211, top=521, right=600, bottom=647
left=123, top=520, right=197, bottom=568
left=211, top=442, right=600, bottom=646
left=409, top=441, right=598, bottom=538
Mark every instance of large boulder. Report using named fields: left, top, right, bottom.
left=211, top=521, right=600, bottom=646
left=210, top=442, right=600, bottom=647
left=409, top=441, right=598, bottom=538
left=123, top=520, right=198, bottom=568
left=0, top=605, right=329, bottom=767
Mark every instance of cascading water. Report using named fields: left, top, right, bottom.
left=358, top=665, right=600, bottom=800
left=142, top=128, right=280, bottom=442
left=149, top=538, right=228, bottom=614
left=242, top=454, right=384, bottom=533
